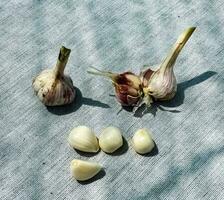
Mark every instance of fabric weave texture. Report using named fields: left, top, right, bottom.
left=0, top=0, right=224, bottom=199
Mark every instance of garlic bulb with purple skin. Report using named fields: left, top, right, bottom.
left=32, top=46, right=76, bottom=106
left=87, top=67, right=142, bottom=106
left=141, top=27, right=196, bottom=106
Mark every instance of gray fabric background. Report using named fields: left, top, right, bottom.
left=0, top=0, right=224, bottom=199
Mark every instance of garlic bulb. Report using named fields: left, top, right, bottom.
left=99, top=126, right=123, bottom=153
left=87, top=27, right=196, bottom=110
left=32, top=46, right=76, bottom=106
left=132, top=128, right=155, bottom=154
left=70, top=159, right=102, bottom=181
left=87, top=67, right=142, bottom=106
left=68, top=126, right=99, bottom=153
left=141, top=27, right=196, bottom=105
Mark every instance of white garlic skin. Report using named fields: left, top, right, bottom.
left=32, top=69, right=75, bottom=106
left=68, top=126, right=99, bottom=153
left=132, top=128, right=155, bottom=154
left=146, top=68, right=177, bottom=100
left=99, top=126, right=123, bottom=153
left=70, top=159, right=102, bottom=181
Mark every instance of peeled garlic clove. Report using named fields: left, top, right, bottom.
left=87, top=67, right=142, bottom=106
left=132, top=128, right=155, bottom=154
left=68, top=126, right=99, bottom=153
left=142, top=27, right=196, bottom=104
left=99, top=126, right=123, bottom=153
left=70, top=159, right=102, bottom=181
left=32, top=46, right=76, bottom=106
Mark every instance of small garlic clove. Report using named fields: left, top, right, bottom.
left=132, top=128, right=155, bottom=154
left=68, top=126, right=99, bottom=153
left=70, top=159, right=102, bottom=181
left=32, top=46, right=76, bottom=106
left=99, top=126, right=123, bottom=153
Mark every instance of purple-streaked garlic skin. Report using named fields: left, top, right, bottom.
left=32, top=46, right=76, bottom=106
left=141, top=66, right=177, bottom=101
left=87, top=67, right=142, bottom=107
left=113, top=72, right=142, bottom=106
left=33, top=70, right=75, bottom=106
left=150, top=68, right=177, bottom=101
left=140, top=67, right=154, bottom=88
left=88, top=27, right=196, bottom=109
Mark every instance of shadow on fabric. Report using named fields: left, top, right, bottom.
left=46, top=87, right=110, bottom=115
left=77, top=169, right=106, bottom=185
left=133, top=70, right=217, bottom=117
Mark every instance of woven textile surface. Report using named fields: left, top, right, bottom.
left=0, top=0, right=224, bottom=199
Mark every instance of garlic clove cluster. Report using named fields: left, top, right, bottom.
left=70, top=159, right=102, bottom=181
left=87, top=27, right=196, bottom=110
left=68, top=126, right=99, bottom=153
left=68, top=126, right=157, bottom=181
left=87, top=67, right=142, bottom=106
left=32, top=46, right=76, bottom=106
left=132, top=128, right=155, bottom=154
left=99, top=126, right=123, bottom=153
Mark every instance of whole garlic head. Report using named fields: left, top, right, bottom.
left=141, top=27, right=196, bottom=105
left=70, top=159, right=102, bottom=181
left=32, top=46, right=76, bottom=106
left=99, top=126, right=123, bottom=153
left=132, top=128, right=155, bottom=154
left=68, top=126, right=99, bottom=153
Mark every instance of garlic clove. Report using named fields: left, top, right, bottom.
left=32, top=46, right=76, bottom=106
left=87, top=67, right=142, bottom=107
left=68, top=126, right=99, bottom=153
left=70, top=159, right=102, bottom=181
left=132, top=128, right=155, bottom=154
left=99, top=126, right=123, bottom=153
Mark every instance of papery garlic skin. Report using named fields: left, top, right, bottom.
left=144, top=67, right=177, bottom=101
left=32, top=46, right=75, bottom=106
left=87, top=67, right=142, bottom=106
left=114, top=72, right=142, bottom=106
left=142, top=27, right=196, bottom=103
left=68, top=126, right=99, bottom=153
left=99, top=126, right=123, bottom=153
left=70, top=159, right=102, bottom=181
left=33, top=69, right=75, bottom=105
left=132, top=128, right=155, bottom=154
left=87, top=27, right=196, bottom=111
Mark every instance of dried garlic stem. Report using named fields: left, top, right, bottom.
left=87, top=66, right=118, bottom=81
left=54, top=46, right=71, bottom=78
left=160, top=27, right=196, bottom=73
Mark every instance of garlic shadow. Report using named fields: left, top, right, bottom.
left=74, top=148, right=100, bottom=157
left=46, top=87, right=110, bottom=115
left=134, top=71, right=217, bottom=117
left=118, top=97, right=181, bottom=117
left=159, top=71, right=217, bottom=108
left=141, top=141, right=159, bottom=157
left=120, top=106, right=134, bottom=113
left=77, top=169, right=106, bottom=185
left=134, top=102, right=181, bottom=118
